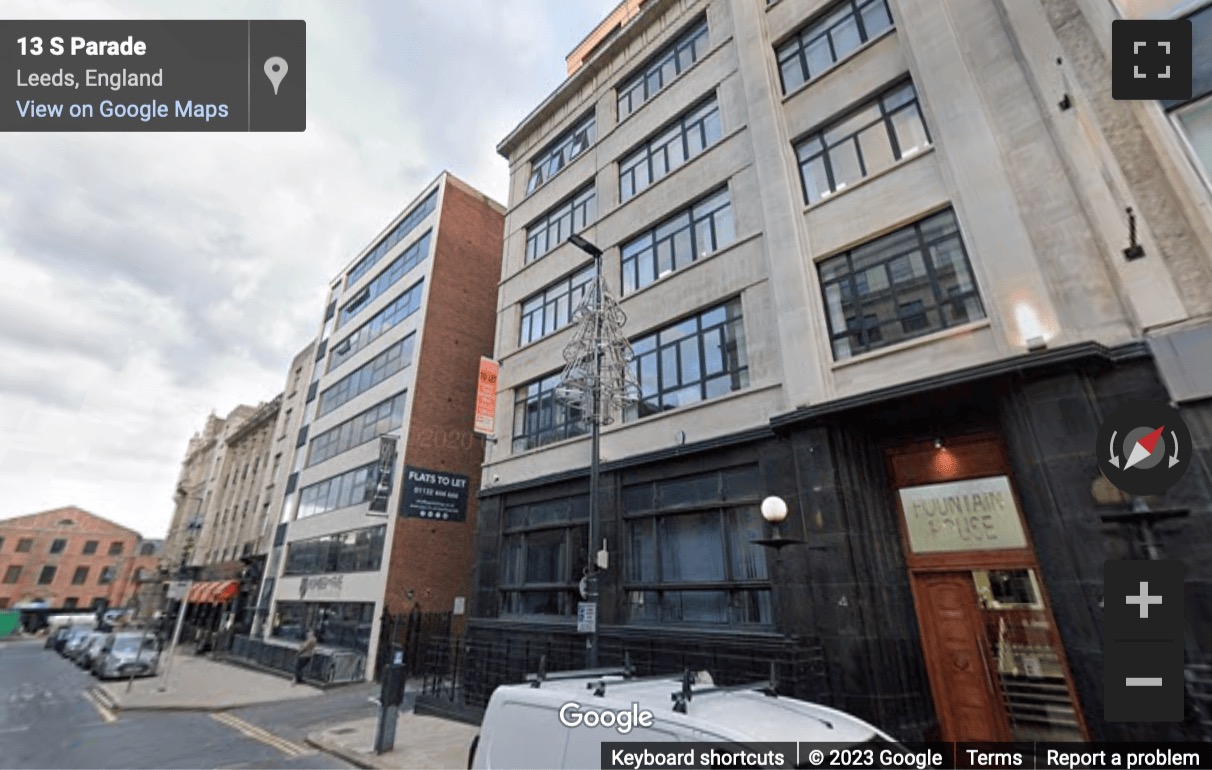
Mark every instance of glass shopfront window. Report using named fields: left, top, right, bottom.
left=270, top=600, right=376, bottom=652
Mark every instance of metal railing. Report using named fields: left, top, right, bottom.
left=414, top=632, right=827, bottom=725
left=222, top=634, right=366, bottom=685
left=374, top=608, right=452, bottom=679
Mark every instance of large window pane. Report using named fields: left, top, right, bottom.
left=527, top=113, right=596, bottom=195
left=776, top=0, right=895, bottom=93
left=795, top=81, right=928, bottom=203
left=619, top=98, right=721, bottom=202
left=817, top=208, right=984, bottom=359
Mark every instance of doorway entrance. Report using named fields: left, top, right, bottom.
left=888, top=435, right=1088, bottom=743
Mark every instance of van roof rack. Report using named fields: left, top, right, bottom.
left=671, top=663, right=793, bottom=716
left=527, top=652, right=636, bottom=688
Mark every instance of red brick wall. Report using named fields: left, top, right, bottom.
left=383, top=176, right=504, bottom=624
left=0, top=507, right=152, bottom=611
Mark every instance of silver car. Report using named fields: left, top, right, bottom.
left=94, top=633, right=160, bottom=680
left=63, top=628, right=97, bottom=659
left=77, top=632, right=110, bottom=670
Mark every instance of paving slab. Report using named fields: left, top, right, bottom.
left=98, top=652, right=322, bottom=711
left=307, top=712, right=478, bottom=770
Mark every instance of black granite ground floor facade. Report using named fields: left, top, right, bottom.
left=471, top=342, right=1211, bottom=742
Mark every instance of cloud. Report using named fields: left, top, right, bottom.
left=0, top=0, right=616, bottom=537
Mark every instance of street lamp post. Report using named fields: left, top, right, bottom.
left=158, top=516, right=203, bottom=692
left=750, top=496, right=806, bottom=688
left=559, top=234, right=640, bottom=670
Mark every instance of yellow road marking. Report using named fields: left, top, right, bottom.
left=82, top=689, right=117, bottom=723
left=210, top=712, right=313, bottom=758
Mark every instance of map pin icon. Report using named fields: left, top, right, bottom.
left=264, top=56, right=288, bottom=95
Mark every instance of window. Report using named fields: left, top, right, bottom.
left=818, top=208, right=985, bottom=359
left=777, top=0, right=894, bottom=93
left=99, top=566, right=116, bottom=584
left=38, top=566, right=56, bottom=585
left=108, top=541, right=123, bottom=556
left=2, top=566, right=19, bottom=584
left=621, top=188, right=735, bottom=295
left=1161, top=5, right=1212, bottom=182
left=63, top=597, right=78, bottom=609
left=527, top=113, right=596, bottom=194
left=297, top=462, right=377, bottom=519
left=90, top=598, right=106, bottom=610
left=618, top=17, right=709, bottom=120
left=620, top=97, right=722, bottom=202
left=82, top=539, right=98, bottom=555
left=796, top=81, right=929, bottom=203
left=283, top=525, right=387, bottom=575
left=525, top=186, right=596, bottom=263
left=1175, top=96, right=1212, bottom=181
left=624, top=468, right=769, bottom=626
left=513, top=372, right=587, bottom=453
left=345, top=189, right=437, bottom=287
left=49, top=538, right=67, bottom=554
left=72, top=566, right=89, bottom=585
left=626, top=299, right=749, bottom=420
left=308, top=391, right=407, bottom=467
left=16, top=538, right=32, bottom=553
left=329, top=279, right=424, bottom=372
left=270, top=601, right=376, bottom=652
left=500, top=496, right=589, bottom=616
left=140, top=542, right=156, bottom=556
left=0, top=537, right=4, bottom=551
left=318, top=333, right=416, bottom=417
left=519, top=264, right=596, bottom=345
left=338, top=231, right=432, bottom=329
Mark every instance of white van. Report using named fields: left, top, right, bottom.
left=469, top=668, right=899, bottom=769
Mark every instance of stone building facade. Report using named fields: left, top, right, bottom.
left=475, top=0, right=1212, bottom=743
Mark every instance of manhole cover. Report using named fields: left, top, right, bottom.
left=331, top=728, right=356, bottom=735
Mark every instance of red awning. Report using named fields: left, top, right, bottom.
left=211, top=580, right=239, bottom=604
left=185, top=582, right=207, bottom=606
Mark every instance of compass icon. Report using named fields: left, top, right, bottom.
left=1097, top=400, right=1191, bottom=496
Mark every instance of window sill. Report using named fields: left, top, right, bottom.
left=802, top=144, right=935, bottom=213
left=828, top=319, right=991, bottom=370
left=617, top=230, right=763, bottom=306
left=779, top=27, right=897, bottom=105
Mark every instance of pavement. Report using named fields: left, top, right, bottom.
left=307, top=711, right=479, bottom=770
left=96, top=650, right=324, bottom=711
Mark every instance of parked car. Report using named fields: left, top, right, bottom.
left=45, top=626, right=68, bottom=649
left=93, top=632, right=160, bottom=680
left=74, top=632, right=109, bottom=668
left=61, top=627, right=95, bottom=658
left=469, top=669, right=901, bottom=769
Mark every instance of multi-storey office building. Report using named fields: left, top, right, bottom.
left=477, top=0, right=1212, bottom=743
left=256, top=173, right=504, bottom=675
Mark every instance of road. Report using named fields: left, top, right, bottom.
left=0, top=639, right=377, bottom=769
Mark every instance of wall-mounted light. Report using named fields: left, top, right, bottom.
left=933, top=437, right=944, bottom=450
left=1014, top=302, right=1052, bottom=351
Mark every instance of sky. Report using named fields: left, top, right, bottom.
left=0, top=0, right=619, bottom=537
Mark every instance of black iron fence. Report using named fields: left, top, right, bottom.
left=374, top=608, right=452, bottom=680
left=221, top=634, right=366, bottom=685
left=414, top=632, right=827, bottom=725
